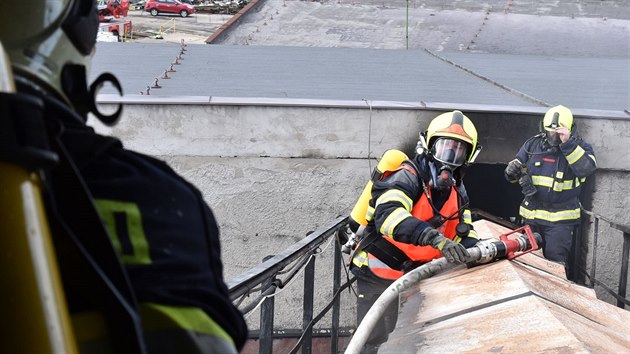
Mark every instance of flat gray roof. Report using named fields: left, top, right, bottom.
left=91, top=0, right=629, bottom=111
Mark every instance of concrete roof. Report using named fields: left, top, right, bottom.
left=90, top=0, right=630, bottom=111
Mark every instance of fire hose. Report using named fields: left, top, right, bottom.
left=344, top=225, right=542, bottom=354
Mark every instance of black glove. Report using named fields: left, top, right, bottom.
left=518, top=174, right=538, bottom=197
left=505, top=159, right=522, bottom=180
left=419, top=228, right=469, bottom=263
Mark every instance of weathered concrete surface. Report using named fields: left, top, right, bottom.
left=582, top=169, right=630, bottom=305
left=216, top=0, right=630, bottom=57
left=141, top=155, right=366, bottom=330
left=93, top=100, right=630, bottom=169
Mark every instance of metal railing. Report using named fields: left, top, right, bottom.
left=227, top=216, right=354, bottom=354
left=578, top=209, right=630, bottom=309
left=227, top=209, right=630, bottom=354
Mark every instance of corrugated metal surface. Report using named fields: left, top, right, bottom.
left=378, top=220, right=630, bottom=353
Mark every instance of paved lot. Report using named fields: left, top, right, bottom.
left=118, top=9, right=233, bottom=43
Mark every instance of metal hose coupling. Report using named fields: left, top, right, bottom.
left=469, top=225, right=543, bottom=265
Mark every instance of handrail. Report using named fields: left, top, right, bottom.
left=226, top=208, right=630, bottom=354
left=227, top=215, right=351, bottom=354
left=579, top=208, right=630, bottom=309
left=228, top=215, right=347, bottom=300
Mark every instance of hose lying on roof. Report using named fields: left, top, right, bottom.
left=344, top=228, right=542, bottom=354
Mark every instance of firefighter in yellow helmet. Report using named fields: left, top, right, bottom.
left=349, top=110, right=482, bottom=353
left=504, top=105, right=597, bottom=280
left=0, top=0, right=246, bottom=352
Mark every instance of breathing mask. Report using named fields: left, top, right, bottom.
left=429, top=138, right=468, bottom=190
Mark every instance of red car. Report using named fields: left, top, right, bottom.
left=145, top=0, right=195, bottom=17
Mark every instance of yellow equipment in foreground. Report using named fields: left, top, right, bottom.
left=0, top=41, right=79, bottom=354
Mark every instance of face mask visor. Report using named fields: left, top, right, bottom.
left=431, top=138, right=468, bottom=167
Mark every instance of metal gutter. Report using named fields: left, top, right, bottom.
left=96, top=94, right=630, bottom=119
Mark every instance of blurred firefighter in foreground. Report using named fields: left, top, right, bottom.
left=504, top=105, right=596, bottom=280
left=347, top=110, right=482, bottom=353
left=0, top=0, right=246, bottom=352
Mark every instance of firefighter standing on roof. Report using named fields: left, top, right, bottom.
left=349, top=110, right=482, bottom=354
left=504, top=105, right=597, bottom=279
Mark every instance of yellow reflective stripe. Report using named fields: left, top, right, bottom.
left=565, top=145, right=585, bottom=165
left=532, top=176, right=577, bottom=191
left=375, top=190, right=413, bottom=211
left=532, top=175, right=553, bottom=187
left=352, top=251, right=369, bottom=267
left=380, top=207, right=411, bottom=235
left=453, top=236, right=462, bottom=243
left=139, top=303, right=234, bottom=345
left=366, top=206, right=375, bottom=221
left=468, top=229, right=479, bottom=240
left=553, top=179, right=575, bottom=191
left=462, top=210, right=472, bottom=224
left=94, top=199, right=151, bottom=265
left=519, top=205, right=581, bottom=222
left=555, top=171, right=564, bottom=179
left=588, top=154, right=597, bottom=166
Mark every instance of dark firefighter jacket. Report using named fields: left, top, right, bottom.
left=510, top=135, right=597, bottom=226
left=40, top=92, right=248, bottom=353
left=352, top=155, right=479, bottom=280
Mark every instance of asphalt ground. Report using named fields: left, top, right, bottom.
left=115, top=9, right=233, bottom=43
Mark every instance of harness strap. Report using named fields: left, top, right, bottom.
left=354, top=231, right=423, bottom=272
left=364, top=237, right=424, bottom=272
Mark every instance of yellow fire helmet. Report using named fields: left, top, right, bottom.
left=0, top=0, right=99, bottom=105
left=543, top=105, right=573, bottom=131
left=426, top=110, right=479, bottom=164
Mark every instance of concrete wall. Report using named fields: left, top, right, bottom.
left=90, top=97, right=630, bottom=329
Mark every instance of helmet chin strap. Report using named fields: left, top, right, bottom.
left=61, top=64, right=122, bottom=126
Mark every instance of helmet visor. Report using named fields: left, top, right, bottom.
left=432, top=138, right=468, bottom=166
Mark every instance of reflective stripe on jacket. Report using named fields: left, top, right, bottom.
left=513, top=136, right=596, bottom=226
left=353, top=183, right=461, bottom=280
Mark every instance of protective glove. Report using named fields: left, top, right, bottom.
left=518, top=174, right=538, bottom=197
left=419, top=227, right=469, bottom=263
left=505, top=159, right=522, bottom=180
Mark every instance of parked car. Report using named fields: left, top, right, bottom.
left=145, top=0, right=195, bottom=17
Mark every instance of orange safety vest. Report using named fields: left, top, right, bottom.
left=366, top=184, right=460, bottom=280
